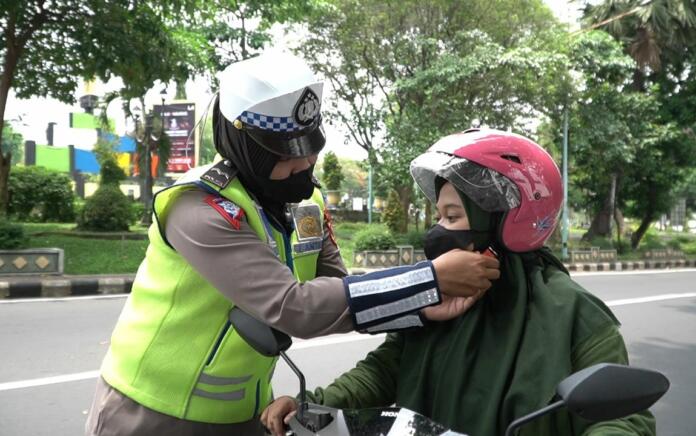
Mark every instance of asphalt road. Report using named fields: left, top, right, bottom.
left=1, top=270, right=695, bottom=436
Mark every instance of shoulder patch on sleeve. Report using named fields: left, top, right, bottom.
left=204, top=195, right=246, bottom=230
left=324, top=208, right=338, bottom=247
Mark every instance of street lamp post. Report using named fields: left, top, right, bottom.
left=561, top=106, right=570, bottom=261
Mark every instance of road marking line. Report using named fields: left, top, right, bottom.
left=0, top=294, right=128, bottom=304
left=0, top=370, right=100, bottom=392
left=292, top=333, right=386, bottom=350
left=572, top=268, right=696, bottom=277
left=3, top=292, right=695, bottom=392
left=605, top=292, right=696, bottom=307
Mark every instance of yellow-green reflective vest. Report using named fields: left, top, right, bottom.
left=101, top=165, right=325, bottom=424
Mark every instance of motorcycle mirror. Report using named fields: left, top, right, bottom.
left=556, top=363, right=669, bottom=421
left=229, top=307, right=292, bottom=357
left=505, top=363, right=669, bottom=436
left=229, top=307, right=328, bottom=430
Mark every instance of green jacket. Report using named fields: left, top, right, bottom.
left=307, top=257, right=656, bottom=436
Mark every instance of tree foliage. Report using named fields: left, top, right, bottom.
left=300, top=0, right=565, bottom=227
left=1, top=121, right=22, bottom=165
left=381, top=189, right=406, bottom=234
left=581, top=1, right=696, bottom=247
left=321, top=151, right=344, bottom=191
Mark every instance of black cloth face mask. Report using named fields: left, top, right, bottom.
left=262, top=167, right=316, bottom=204
left=423, top=224, right=490, bottom=260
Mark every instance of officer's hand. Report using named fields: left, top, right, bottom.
left=261, top=396, right=297, bottom=436
left=431, top=249, right=500, bottom=298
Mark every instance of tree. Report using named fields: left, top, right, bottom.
left=133, top=109, right=171, bottom=225
left=381, top=189, right=406, bottom=233
left=300, top=0, right=565, bottom=229
left=0, top=1, right=317, bottom=216
left=582, top=1, right=696, bottom=246
left=0, top=0, right=198, bottom=216
left=321, top=151, right=344, bottom=191
left=562, top=31, right=638, bottom=242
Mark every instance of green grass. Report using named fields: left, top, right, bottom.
left=15, top=220, right=696, bottom=275
left=333, top=221, right=372, bottom=269
left=25, top=233, right=148, bottom=275
left=23, top=222, right=148, bottom=274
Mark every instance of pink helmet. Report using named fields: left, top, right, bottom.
left=410, top=129, right=562, bottom=252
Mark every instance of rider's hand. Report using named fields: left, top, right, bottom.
left=431, top=249, right=500, bottom=298
left=421, top=290, right=483, bottom=321
left=261, top=396, right=297, bottom=436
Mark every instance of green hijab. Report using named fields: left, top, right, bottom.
left=394, top=190, right=620, bottom=436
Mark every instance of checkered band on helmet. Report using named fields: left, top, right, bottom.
left=239, top=111, right=304, bottom=133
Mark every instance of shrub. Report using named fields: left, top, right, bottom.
left=640, top=229, right=667, bottom=250
left=381, top=189, right=405, bottom=233
left=0, top=221, right=27, bottom=249
left=78, top=186, right=134, bottom=231
left=666, top=238, right=682, bottom=250
left=682, top=239, right=696, bottom=255
left=100, top=156, right=126, bottom=186
left=403, top=229, right=427, bottom=249
left=130, top=200, right=145, bottom=223
left=8, top=166, right=75, bottom=222
left=354, top=226, right=396, bottom=251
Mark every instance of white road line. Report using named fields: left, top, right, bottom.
left=0, top=294, right=128, bottom=304
left=571, top=268, right=696, bottom=277
left=605, top=292, right=696, bottom=307
left=2, top=291, right=696, bottom=392
left=0, top=370, right=100, bottom=392
left=291, top=333, right=386, bottom=350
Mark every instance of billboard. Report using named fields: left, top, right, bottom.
left=154, top=103, right=196, bottom=172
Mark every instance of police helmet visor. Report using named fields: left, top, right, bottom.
left=243, top=118, right=326, bottom=158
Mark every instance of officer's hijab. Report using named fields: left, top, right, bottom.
left=212, top=97, right=316, bottom=232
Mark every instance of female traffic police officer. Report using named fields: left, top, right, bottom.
left=85, top=52, right=500, bottom=436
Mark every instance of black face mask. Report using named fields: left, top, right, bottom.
left=261, top=167, right=316, bottom=204
left=423, top=224, right=490, bottom=260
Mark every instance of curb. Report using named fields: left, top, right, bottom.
left=565, top=259, right=696, bottom=272
left=1, top=260, right=695, bottom=299
left=0, top=276, right=134, bottom=299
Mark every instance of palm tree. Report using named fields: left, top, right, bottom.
left=583, top=0, right=696, bottom=72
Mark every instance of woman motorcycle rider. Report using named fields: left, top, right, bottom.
left=85, top=53, right=499, bottom=436
left=262, top=129, right=656, bottom=436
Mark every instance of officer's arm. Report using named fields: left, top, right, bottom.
left=166, top=190, right=441, bottom=338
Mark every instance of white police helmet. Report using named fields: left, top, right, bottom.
left=217, top=51, right=325, bottom=158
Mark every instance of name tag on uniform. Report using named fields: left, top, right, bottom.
left=291, top=204, right=323, bottom=255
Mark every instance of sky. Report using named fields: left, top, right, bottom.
left=4, top=0, right=583, bottom=161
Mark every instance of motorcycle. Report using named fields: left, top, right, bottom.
left=229, top=307, right=669, bottom=436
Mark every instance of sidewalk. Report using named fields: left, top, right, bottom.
left=1, top=260, right=695, bottom=299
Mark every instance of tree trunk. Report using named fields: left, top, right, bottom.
left=424, top=198, right=432, bottom=229
left=614, top=207, right=625, bottom=247
left=0, top=153, right=10, bottom=217
left=141, top=141, right=153, bottom=226
left=397, top=185, right=411, bottom=233
left=582, top=174, right=617, bottom=241
left=1, top=42, right=22, bottom=216
left=631, top=211, right=654, bottom=249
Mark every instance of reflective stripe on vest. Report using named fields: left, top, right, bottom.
left=100, top=164, right=323, bottom=424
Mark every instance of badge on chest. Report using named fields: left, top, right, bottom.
left=291, top=203, right=323, bottom=255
